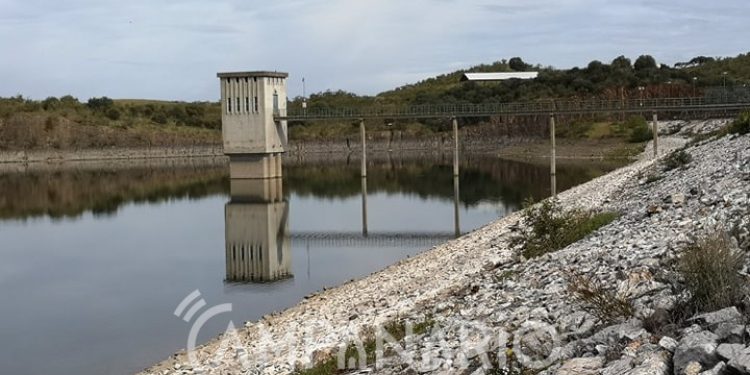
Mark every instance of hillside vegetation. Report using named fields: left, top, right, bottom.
left=295, top=53, right=750, bottom=108
left=289, top=53, right=750, bottom=140
left=0, top=96, right=220, bottom=150
left=2, top=52, right=748, bottom=149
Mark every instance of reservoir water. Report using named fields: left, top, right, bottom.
left=0, top=154, right=624, bottom=375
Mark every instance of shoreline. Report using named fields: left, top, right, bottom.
left=0, top=145, right=224, bottom=164
left=138, top=123, right=705, bottom=374
left=0, top=135, right=643, bottom=165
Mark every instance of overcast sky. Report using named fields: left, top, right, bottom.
left=1, top=0, right=747, bottom=101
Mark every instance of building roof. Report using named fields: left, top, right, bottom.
left=217, top=71, right=289, bottom=79
left=461, top=72, right=538, bottom=82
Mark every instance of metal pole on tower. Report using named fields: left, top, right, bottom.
left=302, top=77, right=307, bottom=111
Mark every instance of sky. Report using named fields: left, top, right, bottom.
left=1, top=0, right=748, bottom=101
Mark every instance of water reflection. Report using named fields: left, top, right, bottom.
left=0, top=153, right=629, bottom=375
left=355, top=166, right=460, bottom=240
left=225, top=179, right=292, bottom=283
left=0, top=154, right=624, bottom=222
left=284, top=154, right=622, bottom=207
left=0, top=158, right=226, bottom=220
left=454, top=175, right=461, bottom=237
left=361, top=177, right=368, bottom=237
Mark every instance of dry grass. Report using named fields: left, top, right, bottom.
left=678, top=231, right=747, bottom=314
left=566, top=272, right=635, bottom=324
left=295, top=318, right=435, bottom=375
left=0, top=113, right=220, bottom=150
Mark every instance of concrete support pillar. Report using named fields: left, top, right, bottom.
left=652, top=113, right=659, bottom=158
left=269, top=154, right=277, bottom=178
left=452, top=117, right=459, bottom=177
left=229, top=177, right=283, bottom=202
left=274, top=153, right=282, bottom=178
left=229, top=154, right=283, bottom=179
left=275, top=176, right=283, bottom=200
left=453, top=175, right=461, bottom=238
left=361, top=177, right=368, bottom=237
left=550, top=114, right=557, bottom=198
left=360, top=119, right=367, bottom=178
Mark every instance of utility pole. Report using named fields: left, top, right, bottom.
left=652, top=113, right=659, bottom=158
left=549, top=114, right=557, bottom=197
left=453, top=176, right=460, bottom=238
left=361, top=176, right=368, bottom=237
left=452, top=117, right=459, bottom=177
left=360, top=119, right=366, bottom=177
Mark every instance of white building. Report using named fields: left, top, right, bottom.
left=460, top=72, right=538, bottom=82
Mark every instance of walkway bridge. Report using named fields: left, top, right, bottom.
left=278, top=97, right=750, bottom=121
left=275, top=94, right=750, bottom=197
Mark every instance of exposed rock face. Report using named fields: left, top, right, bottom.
left=658, top=336, right=678, bottom=352
left=626, top=348, right=671, bottom=375
left=139, top=121, right=750, bottom=375
left=689, top=307, right=743, bottom=327
left=700, top=362, right=726, bottom=375
left=716, top=343, right=745, bottom=361
left=672, top=331, right=719, bottom=375
left=555, top=357, right=604, bottom=375
left=728, top=349, right=750, bottom=374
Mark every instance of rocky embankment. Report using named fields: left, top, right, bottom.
left=142, top=119, right=750, bottom=375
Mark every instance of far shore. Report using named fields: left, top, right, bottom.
left=0, top=136, right=642, bottom=165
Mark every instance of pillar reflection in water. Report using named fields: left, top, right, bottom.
left=361, top=177, right=368, bottom=237
left=224, top=176, right=292, bottom=283
left=453, top=175, right=461, bottom=238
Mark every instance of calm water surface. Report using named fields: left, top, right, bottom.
left=0, top=154, right=624, bottom=375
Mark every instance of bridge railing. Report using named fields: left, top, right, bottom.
left=281, top=96, right=750, bottom=121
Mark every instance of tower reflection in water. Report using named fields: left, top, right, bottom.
left=224, top=178, right=292, bottom=283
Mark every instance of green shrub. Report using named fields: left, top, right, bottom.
left=151, top=113, right=168, bottom=125
left=644, top=173, right=663, bottom=184
left=59, top=95, right=80, bottom=107
left=663, top=150, right=693, bottom=171
left=41, top=97, right=60, bottom=111
left=628, top=122, right=653, bottom=143
left=727, top=111, right=750, bottom=135
left=678, top=232, right=746, bottom=314
left=105, top=108, right=121, bottom=121
left=513, top=199, right=619, bottom=259
left=611, top=116, right=654, bottom=142
left=86, top=96, right=114, bottom=111
left=621, top=115, right=653, bottom=143
left=604, top=144, right=647, bottom=160
left=558, top=121, right=594, bottom=138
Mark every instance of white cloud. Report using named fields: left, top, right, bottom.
left=0, top=0, right=747, bottom=100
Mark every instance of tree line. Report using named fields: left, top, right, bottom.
left=2, top=52, right=748, bottom=136
left=0, top=95, right=221, bottom=130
